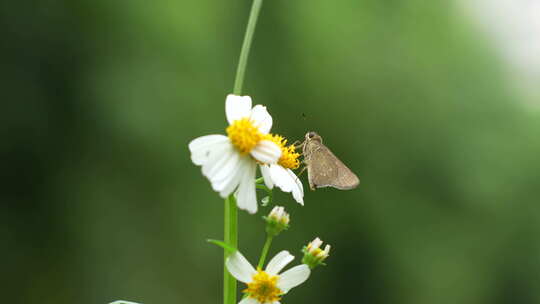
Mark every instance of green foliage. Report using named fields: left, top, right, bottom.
left=3, top=1, right=540, bottom=304
left=207, top=239, right=237, bottom=253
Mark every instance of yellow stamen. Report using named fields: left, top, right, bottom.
left=312, top=247, right=323, bottom=256
left=243, top=269, right=282, bottom=303
left=226, top=118, right=264, bottom=154
left=265, top=134, right=300, bottom=169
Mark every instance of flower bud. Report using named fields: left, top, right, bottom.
left=302, top=237, right=330, bottom=269
left=263, top=206, right=290, bottom=236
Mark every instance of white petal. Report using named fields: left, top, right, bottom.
left=259, top=164, right=274, bottom=189
left=226, top=94, right=252, bottom=124
left=198, top=143, right=243, bottom=198
left=250, top=140, right=281, bottom=164
left=269, top=165, right=293, bottom=191
left=239, top=298, right=259, bottom=304
left=277, top=264, right=310, bottom=293
left=287, top=169, right=304, bottom=205
left=272, top=302, right=281, bottom=304
left=265, top=250, right=294, bottom=276
left=207, top=148, right=240, bottom=185
left=218, top=171, right=241, bottom=198
left=219, top=156, right=249, bottom=197
left=211, top=153, right=241, bottom=195
left=249, top=105, right=272, bottom=134
left=226, top=251, right=256, bottom=284
left=269, top=165, right=304, bottom=205
left=235, top=160, right=258, bottom=214
left=189, top=135, right=229, bottom=165
left=202, top=144, right=235, bottom=182
left=313, top=238, right=322, bottom=248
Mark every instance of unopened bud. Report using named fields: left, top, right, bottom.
left=302, top=237, right=330, bottom=269
left=263, top=206, right=290, bottom=236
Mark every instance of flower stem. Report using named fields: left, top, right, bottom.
left=225, top=1, right=264, bottom=303
left=224, top=195, right=238, bottom=304
left=233, top=0, right=264, bottom=95
left=257, top=235, right=273, bottom=269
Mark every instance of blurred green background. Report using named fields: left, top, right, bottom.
left=3, top=1, right=540, bottom=303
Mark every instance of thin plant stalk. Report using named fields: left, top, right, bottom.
left=225, top=1, right=264, bottom=304
left=224, top=196, right=238, bottom=304
left=257, top=235, right=273, bottom=269
left=233, top=0, right=264, bottom=95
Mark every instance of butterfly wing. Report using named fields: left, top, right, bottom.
left=304, top=140, right=360, bottom=190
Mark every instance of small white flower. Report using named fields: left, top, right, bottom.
left=260, top=135, right=304, bottom=205
left=226, top=250, right=311, bottom=304
left=302, top=237, right=331, bottom=268
left=189, top=94, right=281, bottom=214
left=306, top=237, right=330, bottom=259
left=265, top=206, right=290, bottom=236
left=267, top=206, right=290, bottom=225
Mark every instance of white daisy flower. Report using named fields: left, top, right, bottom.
left=189, top=94, right=281, bottom=214
left=260, top=135, right=304, bottom=205
left=226, top=250, right=311, bottom=304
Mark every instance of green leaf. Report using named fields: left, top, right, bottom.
left=256, top=184, right=270, bottom=192
left=207, top=239, right=237, bottom=253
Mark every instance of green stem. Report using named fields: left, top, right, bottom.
left=257, top=235, right=273, bottom=269
left=233, top=0, right=264, bottom=95
left=225, top=1, right=264, bottom=304
left=224, top=196, right=238, bottom=304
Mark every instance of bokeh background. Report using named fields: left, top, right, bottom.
left=3, top=1, right=540, bottom=303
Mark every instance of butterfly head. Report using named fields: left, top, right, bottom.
left=305, top=131, right=323, bottom=143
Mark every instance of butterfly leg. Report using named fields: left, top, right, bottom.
left=296, top=165, right=307, bottom=177
left=295, top=159, right=316, bottom=190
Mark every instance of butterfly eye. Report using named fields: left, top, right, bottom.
left=308, top=132, right=316, bottom=139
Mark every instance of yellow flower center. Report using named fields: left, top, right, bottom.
left=265, top=134, right=300, bottom=169
left=243, top=269, right=282, bottom=303
left=226, top=118, right=264, bottom=154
